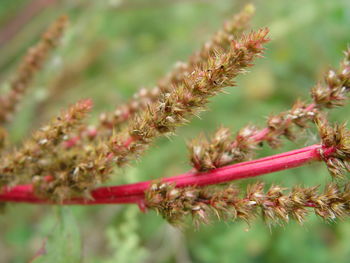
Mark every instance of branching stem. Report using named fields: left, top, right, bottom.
left=0, top=143, right=334, bottom=206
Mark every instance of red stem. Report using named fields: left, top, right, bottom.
left=0, top=144, right=334, bottom=205
left=250, top=103, right=316, bottom=142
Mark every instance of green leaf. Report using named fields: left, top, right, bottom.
left=32, top=207, right=82, bottom=263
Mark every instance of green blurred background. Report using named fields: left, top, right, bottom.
left=0, top=0, right=350, bottom=262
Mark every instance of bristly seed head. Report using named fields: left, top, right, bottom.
left=145, top=182, right=350, bottom=228
left=316, top=114, right=350, bottom=179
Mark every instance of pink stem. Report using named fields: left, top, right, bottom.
left=250, top=103, right=316, bottom=142
left=0, top=143, right=334, bottom=205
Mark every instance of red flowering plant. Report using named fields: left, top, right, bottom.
left=1, top=5, right=350, bottom=230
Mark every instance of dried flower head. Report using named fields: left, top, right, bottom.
left=145, top=181, right=350, bottom=228
left=316, top=114, right=350, bottom=178
left=99, top=5, right=255, bottom=131
left=311, top=48, right=350, bottom=108
left=0, top=99, right=92, bottom=190
left=107, top=29, right=270, bottom=167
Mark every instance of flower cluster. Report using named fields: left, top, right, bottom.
left=311, top=49, right=350, bottom=108
left=0, top=100, right=92, bottom=191
left=116, top=28, right=269, bottom=165
left=316, top=114, right=350, bottom=178
left=99, top=4, right=255, bottom=131
left=145, top=181, right=350, bottom=227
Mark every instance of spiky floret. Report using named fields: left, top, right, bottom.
left=0, top=15, right=68, bottom=124
left=157, top=4, right=256, bottom=91
left=316, top=114, right=350, bottom=178
left=311, top=48, right=350, bottom=108
left=0, top=99, right=92, bottom=190
left=145, top=182, right=350, bottom=227
left=106, top=29, right=270, bottom=167
left=99, top=5, right=255, bottom=131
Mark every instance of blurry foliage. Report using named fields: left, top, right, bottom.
left=0, top=0, right=350, bottom=262
left=32, top=207, right=82, bottom=263
left=101, top=206, right=148, bottom=263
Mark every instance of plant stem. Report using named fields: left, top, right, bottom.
left=250, top=103, right=316, bottom=142
left=0, top=144, right=333, bottom=205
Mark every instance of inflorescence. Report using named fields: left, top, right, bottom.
left=145, top=182, right=350, bottom=227
left=0, top=6, right=350, bottom=229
